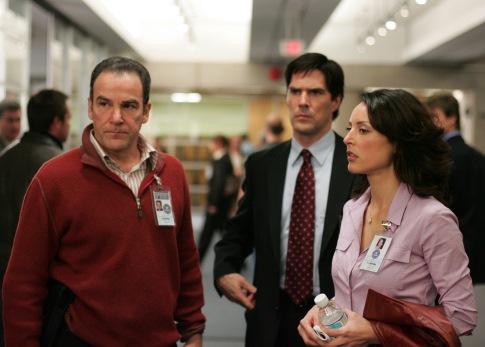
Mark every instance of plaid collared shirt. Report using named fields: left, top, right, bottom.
left=90, top=130, right=158, bottom=197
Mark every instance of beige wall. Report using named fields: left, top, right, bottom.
left=246, top=97, right=291, bottom=146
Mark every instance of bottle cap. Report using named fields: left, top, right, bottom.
left=314, top=293, right=329, bottom=308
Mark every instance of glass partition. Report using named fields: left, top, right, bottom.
left=2, top=0, right=30, bottom=132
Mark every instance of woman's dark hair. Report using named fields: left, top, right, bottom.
left=377, top=238, right=386, bottom=248
left=90, top=56, right=151, bottom=106
left=284, top=52, right=344, bottom=120
left=353, top=89, right=452, bottom=205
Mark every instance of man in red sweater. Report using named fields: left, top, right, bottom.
left=2, top=57, right=205, bottom=346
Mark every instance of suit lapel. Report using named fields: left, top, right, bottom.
left=267, top=142, right=291, bottom=262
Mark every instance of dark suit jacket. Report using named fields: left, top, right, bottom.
left=0, top=131, right=63, bottom=274
left=207, top=152, right=235, bottom=210
left=446, top=135, right=485, bottom=283
left=0, top=131, right=63, bottom=343
left=213, top=133, right=356, bottom=346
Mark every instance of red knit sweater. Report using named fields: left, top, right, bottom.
left=3, top=125, right=205, bottom=346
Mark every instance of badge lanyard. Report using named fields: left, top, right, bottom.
left=150, top=174, right=176, bottom=227
left=360, top=221, right=393, bottom=273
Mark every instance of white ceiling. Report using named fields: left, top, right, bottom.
left=41, top=0, right=485, bottom=66
left=81, top=0, right=253, bottom=63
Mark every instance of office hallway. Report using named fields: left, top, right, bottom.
left=192, top=211, right=253, bottom=347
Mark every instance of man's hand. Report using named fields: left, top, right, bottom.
left=183, top=332, right=202, bottom=347
left=216, top=273, right=257, bottom=310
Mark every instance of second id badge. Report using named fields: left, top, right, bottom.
left=360, top=235, right=392, bottom=273
left=151, top=185, right=176, bottom=227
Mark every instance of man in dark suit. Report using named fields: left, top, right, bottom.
left=426, top=91, right=485, bottom=347
left=213, top=53, right=357, bottom=347
left=0, top=89, right=70, bottom=346
left=426, top=92, right=485, bottom=284
left=197, top=135, right=236, bottom=263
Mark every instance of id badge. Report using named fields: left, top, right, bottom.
left=360, top=235, right=392, bottom=272
left=151, top=185, right=176, bottom=227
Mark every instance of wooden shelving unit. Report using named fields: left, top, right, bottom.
left=160, top=137, right=211, bottom=212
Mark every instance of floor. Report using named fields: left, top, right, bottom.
left=192, top=211, right=253, bottom=347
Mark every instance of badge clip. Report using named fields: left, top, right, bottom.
left=381, top=220, right=392, bottom=231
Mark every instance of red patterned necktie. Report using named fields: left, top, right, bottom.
left=285, top=149, right=315, bottom=305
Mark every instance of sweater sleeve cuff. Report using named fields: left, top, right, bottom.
left=180, top=325, right=205, bottom=342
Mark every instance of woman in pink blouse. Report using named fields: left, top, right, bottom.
left=298, top=89, right=477, bottom=346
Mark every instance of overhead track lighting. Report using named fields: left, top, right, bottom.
left=400, top=6, right=410, bottom=17
left=365, top=34, right=376, bottom=46
left=356, top=0, right=428, bottom=53
left=377, top=26, right=387, bottom=37
left=385, top=19, right=397, bottom=30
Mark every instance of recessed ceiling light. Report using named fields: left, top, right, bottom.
left=171, top=93, right=202, bottom=103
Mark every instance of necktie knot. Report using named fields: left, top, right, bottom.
left=301, top=149, right=312, bottom=164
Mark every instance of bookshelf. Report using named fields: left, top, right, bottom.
left=158, top=137, right=211, bottom=212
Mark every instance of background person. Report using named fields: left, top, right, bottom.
left=2, top=56, right=205, bottom=346
left=259, top=113, right=285, bottom=150
left=197, top=134, right=236, bottom=263
left=425, top=91, right=485, bottom=284
left=426, top=91, right=485, bottom=346
left=298, top=89, right=476, bottom=346
left=213, top=52, right=357, bottom=347
left=0, top=89, right=70, bottom=346
left=0, top=99, right=21, bottom=153
left=228, top=134, right=245, bottom=215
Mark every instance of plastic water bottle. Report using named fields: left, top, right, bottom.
left=312, top=293, right=348, bottom=341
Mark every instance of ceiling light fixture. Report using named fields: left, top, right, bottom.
left=175, top=15, right=185, bottom=25
left=357, top=0, right=429, bottom=54
left=385, top=19, right=397, bottom=30
left=377, top=26, right=387, bottom=37
left=180, top=23, right=189, bottom=33
left=173, top=0, right=196, bottom=50
left=400, top=6, right=410, bottom=17
left=365, top=34, right=376, bottom=46
left=171, top=93, right=202, bottom=103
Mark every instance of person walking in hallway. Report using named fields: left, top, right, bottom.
left=0, top=99, right=21, bottom=153
left=259, top=113, right=286, bottom=150
left=2, top=56, right=205, bottom=346
left=425, top=91, right=485, bottom=284
left=198, top=134, right=236, bottom=263
left=213, top=52, right=357, bottom=347
left=0, top=89, right=71, bottom=347
left=298, top=89, right=476, bottom=346
left=426, top=91, right=485, bottom=347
